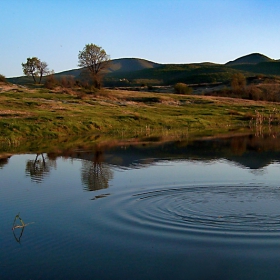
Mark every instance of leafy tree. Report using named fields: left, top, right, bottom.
left=22, top=57, right=40, bottom=83
left=22, top=57, right=49, bottom=84
left=38, top=61, right=49, bottom=84
left=78, top=44, right=110, bottom=89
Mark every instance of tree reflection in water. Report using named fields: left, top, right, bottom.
left=0, top=156, right=10, bottom=169
left=25, top=154, right=56, bottom=183
left=81, top=150, right=113, bottom=191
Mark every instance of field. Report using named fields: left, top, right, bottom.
left=1, top=82, right=280, bottom=147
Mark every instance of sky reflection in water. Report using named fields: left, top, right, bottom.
left=1, top=134, right=280, bottom=279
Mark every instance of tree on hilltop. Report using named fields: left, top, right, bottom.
left=22, top=57, right=49, bottom=84
left=78, top=44, right=110, bottom=89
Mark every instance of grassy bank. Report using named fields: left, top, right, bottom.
left=1, top=84, right=280, bottom=144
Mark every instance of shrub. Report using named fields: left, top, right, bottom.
left=247, top=85, right=262, bottom=101
left=0, top=74, right=7, bottom=83
left=231, top=73, right=246, bottom=92
left=80, top=81, right=91, bottom=89
left=60, top=76, right=75, bottom=88
left=44, top=74, right=58, bottom=89
left=174, top=83, right=193, bottom=94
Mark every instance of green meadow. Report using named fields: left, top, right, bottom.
left=1, top=84, right=280, bottom=148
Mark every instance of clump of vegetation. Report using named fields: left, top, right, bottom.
left=0, top=74, right=7, bottom=83
left=174, top=83, right=193, bottom=94
left=231, top=73, right=246, bottom=93
left=59, top=76, right=75, bottom=88
left=204, top=75, right=280, bottom=102
left=44, top=73, right=58, bottom=89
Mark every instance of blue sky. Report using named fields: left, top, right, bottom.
left=1, top=0, right=280, bottom=77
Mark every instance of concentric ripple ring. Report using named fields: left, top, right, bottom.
left=103, top=185, right=280, bottom=244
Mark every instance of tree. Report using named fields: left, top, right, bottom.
left=22, top=57, right=40, bottom=83
left=22, top=57, right=48, bottom=84
left=38, top=61, right=49, bottom=84
left=78, top=44, right=110, bottom=89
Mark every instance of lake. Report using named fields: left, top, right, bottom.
left=1, top=133, right=280, bottom=279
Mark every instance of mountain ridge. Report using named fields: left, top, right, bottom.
left=226, top=53, right=274, bottom=65
left=7, top=53, right=280, bottom=86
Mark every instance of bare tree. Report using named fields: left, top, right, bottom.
left=78, top=44, right=110, bottom=89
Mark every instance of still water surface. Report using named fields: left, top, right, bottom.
left=1, top=135, right=280, bottom=279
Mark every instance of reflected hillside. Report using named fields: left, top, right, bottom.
left=99, top=134, right=280, bottom=170
left=46, top=133, right=280, bottom=170
left=0, top=155, right=10, bottom=169
left=2, top=134, right=280, bottom=186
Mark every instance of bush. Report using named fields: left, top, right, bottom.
left=247, top=85, right=262, bottom=101
left=44, top=74, right=58, bottom=89
left=231, top=73, right=246, bottom=92
left=0, top=74, right=7, bottom=83
left=174, top=83, right=193, bottom=94
left=59, top=76, right=75, bottom=88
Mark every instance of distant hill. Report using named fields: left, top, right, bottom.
left=7, top=53, right=280, bottom=87
left=226, top=61, right=280, bottom=76
left=226, top=53, right=273, bottom=66
left=225, top=53, right=280, bottom=76
left=54, top=58, right=161, bottom=79
left=105, top=63, right=241, bottom=86
left=107, top=58, right=161, bottom=73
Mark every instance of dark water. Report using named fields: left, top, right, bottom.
left=1, top=134, right=280, bottom=279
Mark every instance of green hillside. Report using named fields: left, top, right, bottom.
left=105, top=63, right=242, bottom=86
left=227, top=61, right=280, bottom=76
left=54, top=58, right=161, bottom=78
left=7, top=58, right=161, bottom=85
left=107, top=58, right=161, bottom=73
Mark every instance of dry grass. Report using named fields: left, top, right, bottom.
left=1, top=83, right=280, bottom=143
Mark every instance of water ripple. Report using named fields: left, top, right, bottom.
left=102, top=185, right=280, bottom=244
left=133, top=186, right=280, bottom=232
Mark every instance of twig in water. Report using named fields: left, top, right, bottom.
left=12, top=213, right=34, bottom=231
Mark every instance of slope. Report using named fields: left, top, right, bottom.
left=226, top=53, right=273, bottom=66
left=105, top=63, right=242, bottom=86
